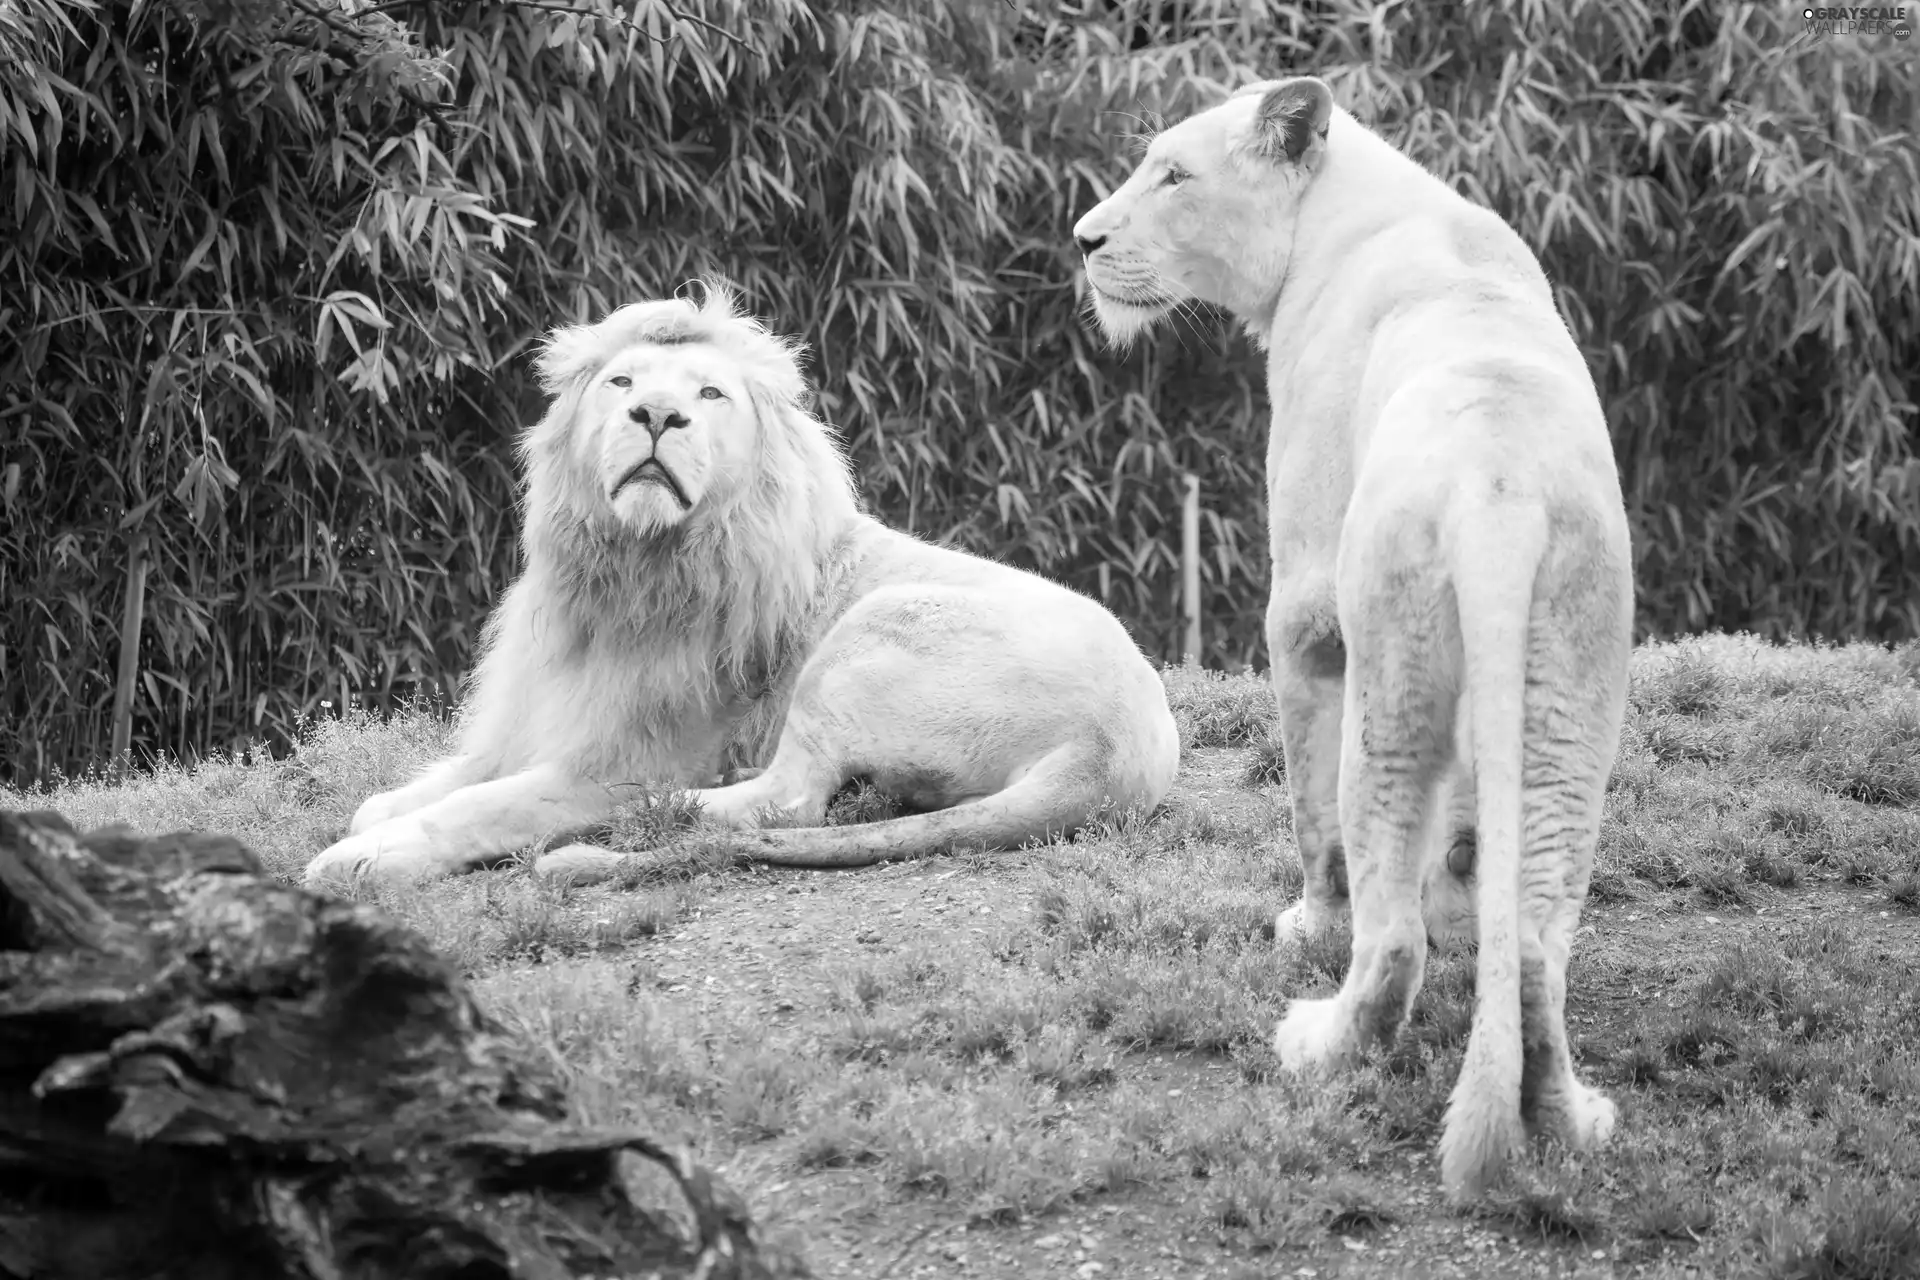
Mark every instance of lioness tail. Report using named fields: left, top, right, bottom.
left=1438, top=500, right=1547, bottom=1201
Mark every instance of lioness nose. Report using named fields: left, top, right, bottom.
left=628, top=402, right=690, bottom=442
left=1075, top=234, right=1106, bottom=256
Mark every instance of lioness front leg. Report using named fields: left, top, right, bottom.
left=1276, top=562, right=1459, bottom=1073
left=1270, top=617, right=1351, bottom=943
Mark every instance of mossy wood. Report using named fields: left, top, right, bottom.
left=0, top=809, right=808, bottom=1280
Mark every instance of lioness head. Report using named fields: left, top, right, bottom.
left=1073, top=76, right=1334, bottom=347
left=526, top=282, right=845, bottom=540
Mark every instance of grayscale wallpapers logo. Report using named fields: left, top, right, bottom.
left=1803, top=6, right=1914, bottom=37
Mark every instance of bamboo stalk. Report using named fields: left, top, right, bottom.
left=1181, top=473, right=1201, bottom=665
left=109, top=533, right=149, bottom=770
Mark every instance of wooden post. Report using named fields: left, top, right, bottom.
left=1181, top=473, right=1201, bottom=665
left=109, top=532, right=149, bottom=770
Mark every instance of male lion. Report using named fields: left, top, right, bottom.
left=302, top=284, right=1180, bottom=889
left=1073, top=77, right=1634, bottom=1200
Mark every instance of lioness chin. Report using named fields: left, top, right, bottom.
left=1074, top=76, right=1634, bottom=1201
left=303, top=283, right=1180, bottom=890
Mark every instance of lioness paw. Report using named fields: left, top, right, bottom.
left=1275, top=898, right=1343, bottom=946
left=1544, top=1081, right=1617, bottom=1151
left=532, top=843, right=629, bottom=886
left=1273, top=997, right=1355, bottom=1073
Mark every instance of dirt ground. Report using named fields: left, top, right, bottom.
left=590, top=748, right=1918, bottom=1279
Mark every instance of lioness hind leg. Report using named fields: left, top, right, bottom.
left=1516, top=726, right=1623, bottom=1148
left=1515, top=847, right=1616, bottom=1150
left=1514, top=560, right=1630, bottom=1153
left=1275, top=596, right=1459, bottom=1072
left=1519, top=913, right=1616, bottom=1151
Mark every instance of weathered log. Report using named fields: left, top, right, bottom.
left=0, top=809, right=810, bottom=1280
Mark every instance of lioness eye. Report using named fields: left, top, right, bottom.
left=699, top=386, right=724, bottom=400
left=609, top=374, right=632, bottom=388
left=1163, top=166, right=1188, bottom=186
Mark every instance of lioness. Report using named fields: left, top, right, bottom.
left=1073, top=77, right=1634, bottom=1200
left=302, top=284, right=1180, bottom=889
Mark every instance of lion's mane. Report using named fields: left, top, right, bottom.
left=451, top=281, right=863, bottom=784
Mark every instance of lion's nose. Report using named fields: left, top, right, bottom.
left=1075, top=234, right=1107, bottom=256
left=627, top=402, right=690, bottom=442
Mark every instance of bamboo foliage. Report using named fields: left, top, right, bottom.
left=1, top=0, right=1914, bottom=785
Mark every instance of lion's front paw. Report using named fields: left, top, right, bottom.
left=1273, top=997, right=1356, bottom=1074
left=532, top=843, right=630, bottom=886
left=303, top=823, right=454, bottom=890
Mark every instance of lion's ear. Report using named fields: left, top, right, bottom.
left=1251, top=76, right=1332, bottom=165
left=520, top=380, right=585, bottom=465
left=534, top=326, right=595, bottom=394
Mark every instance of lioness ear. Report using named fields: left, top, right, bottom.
left=1252, top=77, right=1332, bottom=165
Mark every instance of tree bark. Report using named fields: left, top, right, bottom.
left=0, top=809, right=810, bottom=1280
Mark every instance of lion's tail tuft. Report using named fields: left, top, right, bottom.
left=1436, top=499, right=1547, bottom=1202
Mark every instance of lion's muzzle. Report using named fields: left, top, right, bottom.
left=611, top=456, right=692, bottom=508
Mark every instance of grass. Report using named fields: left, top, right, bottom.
left=7, top=632, right=1920, bottom=1278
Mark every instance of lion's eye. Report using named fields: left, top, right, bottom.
left=699, top=386, right=725, bottom=400
left=1163, top=166, right=1189, bottom=186
left=609, top=374, right=632, bottom=389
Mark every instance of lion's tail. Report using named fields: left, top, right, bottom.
left=1437, top=500, right=1547, bottom=1202
left=729, top=749, right=1120, bottom=870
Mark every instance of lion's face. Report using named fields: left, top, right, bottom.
left=1073, top=76, right=1334, bottom=346
left=571, top=341, right=761, bottom=535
